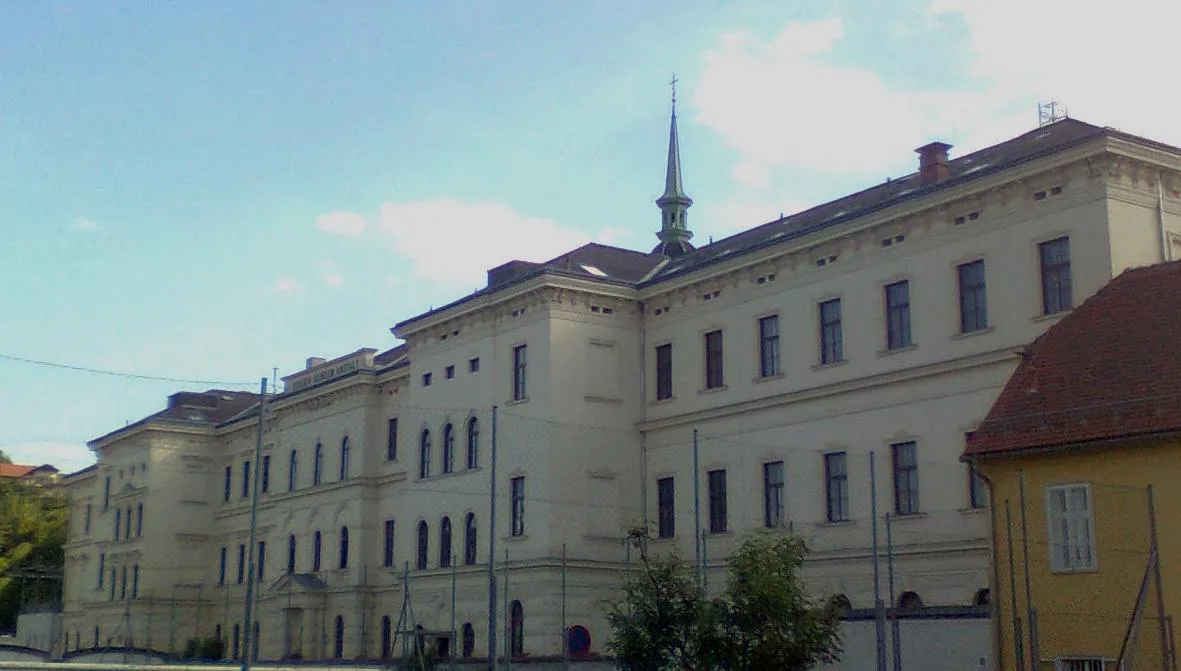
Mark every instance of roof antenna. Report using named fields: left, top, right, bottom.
left=1038, top=101, right=1067, bottom=127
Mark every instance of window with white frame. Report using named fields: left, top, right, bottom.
left=1047, top=483, right=1095, bottom=571
left=1055, top=658, right=1108, bottom=671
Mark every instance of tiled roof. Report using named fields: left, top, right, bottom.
left=90, top=389, right=260, bottom=445
left=965, top=260, right=1181, bottom=458
left=0, top=463, right=37, bottom=478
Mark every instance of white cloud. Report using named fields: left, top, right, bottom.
left=2, top=442, right=95, bottom=474
left=71, top=217, right=99, bottom=232
left=316, top=211, right=368, bottom=237
left=273, top=277, right=300, bottom=293
left=323, top=272, right=345, bottom=288
left=700, top=198, right=811, bottom=240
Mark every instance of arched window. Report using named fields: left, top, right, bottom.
left=312, top=530, right=322, bottom=572
left=136, top=502, right=143, bottom=537
left=464, top=513, right=477, bottom=565
left=510, top=600, right=524, bottom=658
left=232, top=623, right=241, bottom=660
left=466, top=418, right=479, bottom=469
left=898, top=591, right=923, bottom=610
left=214, top=624, right=221, bottom=643
left=286, top=535, right=296, bottom=574
left=339, top=526, right=350, bottom=569
left=120, top=566, right=127, bottom=600
left=380, top=616, right=391, bottom=660
left=313, top=442, right=324, bottom=485
left=442, top=423, right=455, bottom=474
left=340, top=436, right=350, bottom=480
left=125, top=506, right=132, bottom=539
left=288, top=450, right=298, bottom=491
left=333, top=615, right=344, bottom=659
left=830, top=594, right=852, bottom=614
left=252, top=622, right=260, bottom=662
left=132, top=565, right=139, bottom=598
left=439, top=517, right=452, bottom=567
left=94, top=626, right=100, bottom=649
left=419, top=430, right=432, bottom=479
left=973, top=588, right=991, bottom=606
left=416, top=521, right=429, bottom=570
left=462, top=622, right=475, bottom=658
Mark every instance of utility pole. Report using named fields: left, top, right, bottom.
left=487, top=405, right=499, bottom=671
left=870, top=451, right=887, bottom=671
left=240, top=377, right=268, bottom=671
left=692, top=428, right=702, bottom=592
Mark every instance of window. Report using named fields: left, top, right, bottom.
left=132, top=565, right=139, bottom=598
left=469, top=357, right=480, bottom=373
left=422, top=372, right=432, bottom=387
left=884, top=281, right=912, bottom=349
left=257, top=541, right=266, bottom=580
left=825, top=452, right=849, bottom=522
left=819, top=299, right=843, bottom=364
left=387, top=418, right=398, bottom=461
left=237, top=544, right=246, bottom=583
left=223, top=466, right=232, bottom=503
left=445, top=365, right=455, bottom=379
left=333, top=616, right=344, bottom=659
left=109, top=568, right=115, bottom=600
left=442, top=423, right=455, bottom=474
left=657, top=477, right=675, bottom=539
left=261, top=455, right=270, bottom=493
left=1047, top=483, right=1095, bottom=571
left=288, top=450, right=298, bottom=491
left=439, top=516, right=452, bottom=567
left=416, top=521, right=429, bottom=570
left=97, top=553, right=105, bottom=589
left=84, top=504, right=92, bottom=534
left=313, top=530, right=322, bottom=572
left=218, top=547, right=226, bottom=585
left=655, top=343, right=673, bottom=400
left=759, top=316, right=781, bottom=377
left=242, top=460, right=251, bottom=498
left=339, top=526, right=349, bottom=569
left=1058, top=659, right=1107, bottom=671
left=125, top=506, right=132, bottom=540
left=339, top=437, right=350, bottom=480
left=313, top=442, right=323, bottom=486
left=511, top=476, right=526, bottom=537
left=704, top=330, right=724, bottom=389
left=136, top=503, right=143, bottom=537
left=120, top=566, right=127, bottom=598
left=419, top=429, right=432, bottom=479
left=512, top=345, right=528, bottom=400
left=383, top=520, right=395, bottom=568
left=1040, top=237, right=1072, bottom=315
left=510, top=600, right=524, bottom=657
left=103, top=476, right=111, bottom=510
left=252, top=622, right=260, bottom=662
left=232, top=624, right=240, bottom=660
left=286, top=535, right=296, bottom=574
left=462, top=622, right=475, bottom=658
left=764, top=461, right=785, bottom=528
left=892, top=441, right=919, bottom=515
left=114, top=509, right=121, bottom=539
left=958, top=260, right=988, bottom=332
left=969, top=463, right=989, bottom=509
left=464, top=513, right=477, bottom=565
left=707, top=470, right=727, bottom=533
left=380, top=616, right=392, bottom=660
left=466, top=418, right=479, bottom=469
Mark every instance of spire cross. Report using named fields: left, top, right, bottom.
left=669, top=74, right=678, bottom=109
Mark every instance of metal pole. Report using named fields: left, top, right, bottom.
left=870, top=451, right=887, bottom=671
left=561, top=543, right=569, bottom=670
left=503, top=550, right=511, bottom=671
left=1166, top=615, right=1178, bottom=671
left=701, top=530, right=708, bottom=595
left=1018, top=471, right=1038, bottom=669
left=487, top=405, right=499, bottom=671
left=1149, top=485, right=1171, bottom=671
left=692, top=429, right=702, bottom=592
left=241, top=377, right=267, bottom=671
left=451, top=559, right=457, bottom=671
left=1006, top=501, right=1025, bottom=671
left=886, top=513, right=901, bottom=671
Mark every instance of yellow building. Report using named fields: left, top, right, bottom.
left=965, top=261, right=1181, bottom=671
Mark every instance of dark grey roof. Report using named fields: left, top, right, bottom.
left=89, top=390, right=260, bottom=445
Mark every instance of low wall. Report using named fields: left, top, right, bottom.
left=0, top=643, right=49, bottom=663
left=823, top=609, right=992, bottom=671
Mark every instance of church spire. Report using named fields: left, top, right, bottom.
left=653, top=75, right=695, bottom=258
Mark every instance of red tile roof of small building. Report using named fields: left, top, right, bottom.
left=0, top=463, right=38, bottom=478
left=966, top=260, right=1181, bottom=458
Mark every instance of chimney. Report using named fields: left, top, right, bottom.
left=306, top=357, right=327, bottom=370
left=915, top=141, right=952, bottom=185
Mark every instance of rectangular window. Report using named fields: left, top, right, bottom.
left=84, top=504, right=92, bottom=534
left=892, top=441, right=920, bottom=515
left=655, top=344, right=673, bottom=401
left=114, top=509, right=121, bottom=540
left=257, top=541, right=266, bottom=581
left=1047, top=483, right=1095, bottom=571
left=103, top=476, right=111, bottom=510
left=512, top=345, right=528, bottom=400
left=242, top=460, right=251, bottom=499
left=958, top=260, right=988, bottom=332
left=968, top=464, right=989, bottom=509
left=97, top=553, right=105, bottom=589
left=510, top=476, right=526, bottom=537
left=819, top=299, right=843, bottom=364
left=704, top=330, right=724, bottom=389
left=824, top=452, right=849, bottom=522
left=237, top=544, right=246, bottom=584
left=1040, top=236, right=1072, bottom=315
left=884, top=281, right=912, bottom=349
left=763, top=461, right=785, bottom=528
left=422, top=372, right=432, bottom=387
left=469, top=357, right=480, bottom=373
left=383, top=519, right=396, bottom=568
left=218, top=547, right=227, bottom=586
left=707, top=469, right=727, bottom=533
left=223, top=466, right=232, bottom=503
left=656, top=477, right=675, bottom=539
left=261, top=455, right=270, bottom=494
left=445, top=365, right=455, bottom=379
left=387, top=418, right=398, bottom=461
left=758, top=315, right=781, bottom=377
left=1058, top=659, right=1107, bottom=671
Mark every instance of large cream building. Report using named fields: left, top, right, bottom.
left=60, top=109, right=1181, bottom=665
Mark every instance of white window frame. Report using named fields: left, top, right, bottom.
left=1046, top=483, right=1096, bottom=572
left=1054, top=657, right=1113, bottom=671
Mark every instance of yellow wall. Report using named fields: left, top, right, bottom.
left=979, top=439, right=1181, bottom=671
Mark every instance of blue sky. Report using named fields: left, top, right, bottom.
left=2, top=0, right=1179, bottom=472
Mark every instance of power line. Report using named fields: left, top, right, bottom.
left=0, top=353, right=256, bottom=388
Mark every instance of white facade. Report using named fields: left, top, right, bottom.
left=59, top=119, right=1181, bottom=663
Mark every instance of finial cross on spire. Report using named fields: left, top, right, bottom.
left=670, top=74, right=678, bottom=108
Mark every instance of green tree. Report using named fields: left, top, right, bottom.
left=606, top=529, right=841, bottom=671
left=0, top=478, right=67, bottom=630
left=0, top=449, right=11, bottom=464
